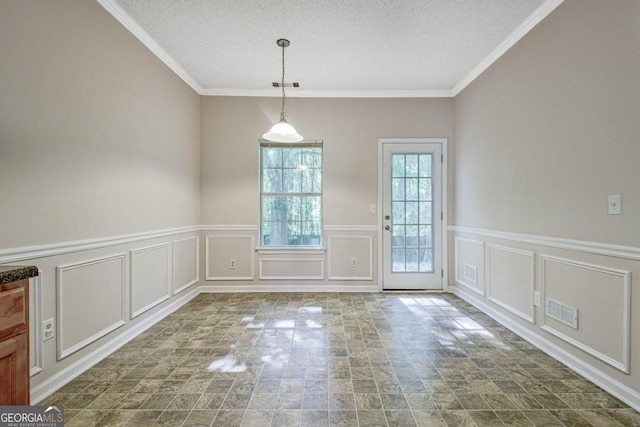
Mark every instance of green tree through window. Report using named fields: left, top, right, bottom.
left=260, top=141, right=322, bottom=246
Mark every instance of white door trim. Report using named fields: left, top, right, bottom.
left=377, top=138, right=448, bottom=292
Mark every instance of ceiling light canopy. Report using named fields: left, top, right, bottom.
left=263, top=39, right=303, bottom=143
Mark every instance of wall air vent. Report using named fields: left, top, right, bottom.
left=545, top=297, right=578, bottom=329
left=463, top=264, right=477, bottom=284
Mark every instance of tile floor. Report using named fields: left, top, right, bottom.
left=41, top=293, right=640, bottom=426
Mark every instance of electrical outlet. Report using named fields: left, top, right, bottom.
left=369, top=204, right=376, bottom=214
left=350, top=257, right=357, bottom=267
left=229, top=259, right=237, bottom=269
left=43, top=318, right=54, bottom=342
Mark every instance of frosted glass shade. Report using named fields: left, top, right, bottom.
left=263, top=120, right=303, bottom=143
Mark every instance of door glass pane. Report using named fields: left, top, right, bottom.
left=392, top=225, right=405, bottom=247
left=419, top=155, right=432, bottom=177
left=419, top=249, right=433, bottom=272
left=392, top=156, right=405, bottom=177
left=392, top=248, right=405, bottom=271
left=392, top=178, right=405, bottom=200
left=418, top=178, right=432, bottom=201
left=406, top=225, right=418, bottom=247
left=392, top=202, right=405, bottom=224
left=405, top=178, right=418, bottom=200
left=419, top=202, right=432, bottom=224
left=405, top=155, right=419, bottom=177
left=390, top=153, right=434, bottom=273
left=406, top=249, right=419, bottom=271
left=406, top=202, right=418, bottom=224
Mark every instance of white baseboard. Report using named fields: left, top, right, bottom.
left=451, top=285, right=640, bottom=412
left=30, top=287, right=200, bottom=404
left=200, top=283, right=380, bottom=293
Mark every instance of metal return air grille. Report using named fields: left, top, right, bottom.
left=464, top=264, right=477, bottom=284
left=545, top=297, right=578, bottom=329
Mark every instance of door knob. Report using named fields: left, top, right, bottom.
left=384, top=215, right=390, bottom=220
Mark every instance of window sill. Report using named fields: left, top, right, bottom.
left=255, top=247, right=326, bottom=255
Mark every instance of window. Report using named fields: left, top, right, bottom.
left=260, top=140, right=322, bottom=247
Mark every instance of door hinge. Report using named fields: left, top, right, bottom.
left=441, top=211, right=443, bottom=220
left=441, top=269, right=444, bottom=278
left=441, top=154, right=444, bottom=163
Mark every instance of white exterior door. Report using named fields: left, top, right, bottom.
left=381, top=140, right=444, bottom=290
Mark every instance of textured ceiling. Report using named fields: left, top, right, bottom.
left=101, top=0, right=562, bottom=96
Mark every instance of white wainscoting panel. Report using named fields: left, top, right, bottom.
left=328, top=235, right=373, bottom=280
left=56, top=254, right=126, bottom=360
left=205, top=235, right=254, bottom=280
left=130, top=243, right=171, bottom=319
left=259, top=258, right=325, bottom=280
left=486, top=244, right=535, bottom=323
left=454, top=237, right=485, bottom=295
left=453, top=284, right=640, bottom=412
left=173, top=236, right=199, bottom=294
left=30, top=271, right=43, bottom=376
left=540, top=255, right=631, bottom=373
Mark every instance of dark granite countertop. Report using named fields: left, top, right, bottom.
left=0, top=265, right=39, bottom=285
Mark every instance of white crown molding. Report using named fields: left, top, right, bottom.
left=200, top=88, right=455, bottom=98
left=96, top=0, right=203, bottom=93
left=449, top=225, right=640, bottom=261
left=0, top=226, right=199, bottom=264
left=451, top=0, right=565, bottom=96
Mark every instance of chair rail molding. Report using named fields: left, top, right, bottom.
left=449, top=226, right=640, bottom=260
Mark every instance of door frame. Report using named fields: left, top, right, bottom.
left=377, top=138, right=448, bottom=292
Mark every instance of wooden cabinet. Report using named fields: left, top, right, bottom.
left=0, top=277, right=30, bottom=405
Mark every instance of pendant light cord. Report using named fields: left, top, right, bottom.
left=280, top=42, right=286, bottom=122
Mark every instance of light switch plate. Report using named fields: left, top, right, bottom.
left=608, top=194, right=621, bottom=215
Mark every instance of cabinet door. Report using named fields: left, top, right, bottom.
left=0, top=333, right=29, bottom=405
left=0, top=280, right=28, bottom=339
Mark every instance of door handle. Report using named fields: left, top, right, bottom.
left=384, top=225, right=390, bottom=230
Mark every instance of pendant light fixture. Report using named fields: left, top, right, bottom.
left=263, top=39, right=303, bottom=143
